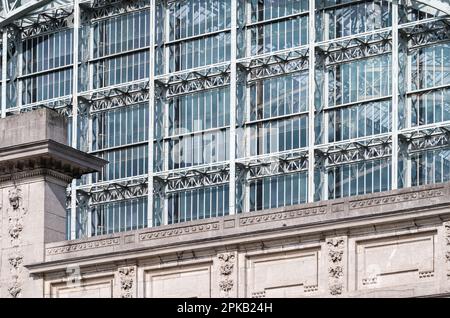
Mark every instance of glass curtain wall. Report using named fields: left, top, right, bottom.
left=1, top=0, right=449, bottom=239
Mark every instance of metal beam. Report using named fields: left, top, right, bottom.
left=307, top=0, right=315, bottom=202
left=0, top=0, right=54, bottom=28
left=414, top=0, right=450, bottom=16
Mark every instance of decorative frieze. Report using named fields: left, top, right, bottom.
left=326, top=237, right=346, bottom=296
left=139, top=222, right=220, bottom=241
left=251, top=291, right=266, bottom=298
left=46, top=237, right=121, bottom=256
left=239, top=206, right=327, bottom=226
left=418, top=271, right=434, bottom=279
left=349, top=188, right=444, bottom=210
left=118, top=266, right=136, bottom=298
left=304, top=285, right=319, bottom=293
left=217, top=253, right=235, bottom=297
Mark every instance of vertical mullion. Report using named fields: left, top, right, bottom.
left=148, top=3, right=156, bottom=227
left=391, top=0, right=399, bottom=190
left=1, top=32, right=7, bottom=118
left=307, top=0, right=315, bottom=202
left=229, top=0, right=237, bottom=215
left=70, top=0, right=80, bottom=239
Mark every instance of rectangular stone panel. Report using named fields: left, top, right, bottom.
left=356, top=232, right=436, bottom=290
left=246, top=248, right=320, bottom=298
left=49, top=277, right=114, bottom=298
left=145, top=263, right=212, bottom=298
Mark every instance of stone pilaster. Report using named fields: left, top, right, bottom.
left=0, top=109, right=106, bottom=297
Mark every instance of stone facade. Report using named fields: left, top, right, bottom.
left=28, top=183, right=450, bottom=298
left=1, top=110, right=450, bottom=297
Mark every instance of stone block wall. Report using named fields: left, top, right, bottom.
left=33, top=184, right=450, bottom=298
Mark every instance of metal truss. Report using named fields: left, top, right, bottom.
left=1, top=0, right=450, bottom=237
left=315, top=135, right=393, bottom=168
left=317, top=30, right=392, bottom=66
left=81, top=80, right=150, bottom=114
left=15, top=7, right=73, bottom=38
left=236, top=150, right=309, bottom=181
left=154, top=163, right=230, bottom=193
left=237, top=46, right=309, bottom=83
left=6, top=96, right=73, bottom=117
left=399, top=124, right=450, bottom=155
left=77, top=176, right=148, bottom=205
left=413, top=0, right=450, bottom=16
left=400, top=18, right=450, bottom=51
left=80, top=0, right=150, bottom=21
left=155, top=63, right=231, bottom=98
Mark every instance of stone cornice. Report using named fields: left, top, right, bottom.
left=31, top=182, right=450, bottom=273
left=0, top=168, right=74, bottom=184
left=0, top=139, right=107, bottom=180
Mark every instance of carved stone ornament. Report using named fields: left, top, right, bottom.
left=329, top=283, right=343, bottom=296
left=445, top=222, right=450, bottom=276
left=8, top=253, right=24, bottom=270
left=6, top=186, right=27, bottom=298
left=329, top=250, right=343, bottom=263
left=118, top=266, right=135, bottom=298
left=8, top=187, right=22, bottom=210
left=327, top=237, right=346, bottom=296
left=8, top=282, right=21, bottom=298
left=218, top=253, right=235, bottom=297
left=329, top=266, right=344, bottom=279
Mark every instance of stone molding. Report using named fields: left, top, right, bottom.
left=349, top=187, right=445, bottom=210
left=0, top=168, right=74, bottom=184
left=239, top=206, right=327, bottom=226
left=139, top=222, right=220, bottom=241
left=43, top=183, right=450, bottom=259
left=46, top=237, right=121, bottom=256
left=0, top=139, right=107, bottom=181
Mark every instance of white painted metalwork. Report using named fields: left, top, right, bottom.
left=0, top=0, right=449, bottom=238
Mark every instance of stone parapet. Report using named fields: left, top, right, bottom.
left=27, top=182, right=450, bottom=298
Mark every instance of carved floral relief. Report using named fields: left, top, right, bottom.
left=326, top=237, right=346, bottom=296
left=118, top=266, right=136, bottom=298
left=5, top=186, right=27, bottom=298
left=218, top=253, right=235, bottom=297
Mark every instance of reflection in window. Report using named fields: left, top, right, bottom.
left=327, top=159, right=391, bottom=200
left=328, top=101, right=391, bottom=143
left=248, top=116, right=308, bottom=156
left=93, top=144, right=148, bottom=182
left=249, top=72, right=308, bottom=121
left=93, top=10, right=150, bottom=59
left=328, top=54, right=391, bottom=107
left=92, top=51, right=150, bottom=89
left=411, top=43, right=450, bottom=91
left=169, top=129, right=229, bottom=170
left=168, top=184, right=229, bottom=224
left=411, top=149, right=450, bottom=186
left=169, top=87, right=230, bottom=136
left=249, top=172, right=308, bottom=212
left=89, top=198, right=148, bottom=237
left=92, top=103, right=148, bottom=151
left=316, top=0, right=391, bottom=41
